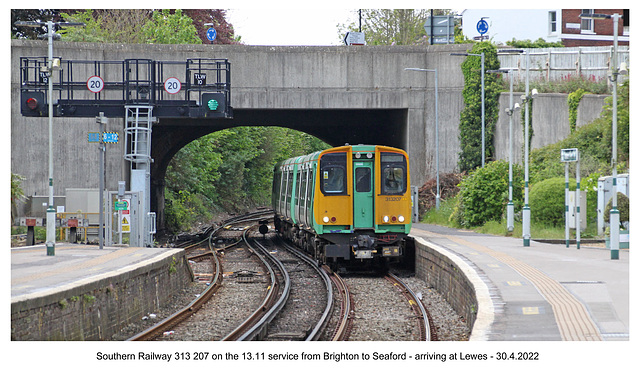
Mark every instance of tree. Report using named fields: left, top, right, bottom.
left=60, top=10, right=152, bottom=43
left=11, top=9, right=63, bottom=39
left=55, top=9, right=238, bottom=45
left=458, top=42, right=501, bottom=172
left=339, top=9, right=424, bottom=45
left=183, top=9, right=239, bottom=44
left=338, top=9, right=459, bottom=45
left=142, top=9, right=201, bottom=45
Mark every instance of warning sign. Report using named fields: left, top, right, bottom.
left=121, top=215, right=131, bottom=233
left=120, top=198, right=131, bottom=233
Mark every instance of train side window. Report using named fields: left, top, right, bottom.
left=320, top=152, right=347, bottom=195
left=380, top=152, right=407, bottom=195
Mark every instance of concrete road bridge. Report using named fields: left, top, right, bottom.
left=11, top=40, right=606, bottom=236
left=12, top=40, right=467, bottom=235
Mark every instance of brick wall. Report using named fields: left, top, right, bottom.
left=11, top=250, right=192, bottom=340
left=562, top=9, right=629, bottom=47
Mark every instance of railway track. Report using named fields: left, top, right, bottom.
left=341, top=272, right=433, bottom=341
left=385, top=273, right=432, bottom=341
left=126, top=209, right=436, bottom=341
left=127, top=249, right=223, bottom=341
left=221, top=230, right=290, bottom=341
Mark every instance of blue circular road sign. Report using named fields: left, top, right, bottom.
left=206, top=27, right=217, bottom=42
left=476, top=19, right=489, bottom=35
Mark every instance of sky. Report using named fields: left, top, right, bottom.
left=226, top=8, right=357, bottom=46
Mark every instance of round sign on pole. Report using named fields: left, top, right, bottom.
left=476, top=19, right=489, bottom=35
left=206, top=27, right=217, bottom=42
left=87, top=75, right=104, bottom=93
left=164, top=77, right=181, bottom=94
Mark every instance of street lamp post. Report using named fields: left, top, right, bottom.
left=451, top=52, right=485, bottom=167
left=505, top=71, right=520, bottom=232
left=520, top=50, right=538, bottom=247
left=405, top=67, right=440, bottom=209
left=14, top=20, right=84, bottom=256
left=580, top=12, right=626, bottom=259
left=488, top=69, right=519, bottom=232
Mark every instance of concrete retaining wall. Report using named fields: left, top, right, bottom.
left=494, top=92, right=608, bottom=164
left=10, top=249, right=192, bottom=341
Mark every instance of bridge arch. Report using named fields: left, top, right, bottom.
left=152, top=107, right=408, bottom=232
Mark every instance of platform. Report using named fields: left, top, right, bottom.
left=10, top=243, right=190, bottom=341
left=11, top=243, right=183, bottom=304
left=411, top=223, right=629, bottom=341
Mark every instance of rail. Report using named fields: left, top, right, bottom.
left=222, top=227, right=291, bottom=341
left=277, top=236, right=334, bottom=341
left=127, top=249, right=223, bottom=341
left=385, top=273, right=432, bottom=341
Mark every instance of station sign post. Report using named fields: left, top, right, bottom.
left=561, top=148, right=581, bottom=249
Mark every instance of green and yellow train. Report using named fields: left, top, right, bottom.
left=272, top=144, right=412, bottom=269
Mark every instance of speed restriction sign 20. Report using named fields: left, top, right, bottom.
left=87, top=75, right=104, bottom=93
left=164, top=77, right=181, bottom=94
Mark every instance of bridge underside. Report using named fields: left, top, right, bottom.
left=151, top=108, right=408, bottom=233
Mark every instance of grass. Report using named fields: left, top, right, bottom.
left=419, top=198, right=601, bottom=240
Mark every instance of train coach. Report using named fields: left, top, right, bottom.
left=272, top=144, right=412, bottom=270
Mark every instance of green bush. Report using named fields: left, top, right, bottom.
left=604, top=192, right=629, bottom=224
left=529, top=177, right=576, bottom=226
left=453, top=160, right=524, bottom=228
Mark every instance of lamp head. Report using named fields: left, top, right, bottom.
left=619, top=62, right=628, bottom=75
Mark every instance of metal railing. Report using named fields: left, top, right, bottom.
left=19, top=57, right=232, bottom=118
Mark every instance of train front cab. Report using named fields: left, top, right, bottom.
left=315, top=145, right=411, bottom=265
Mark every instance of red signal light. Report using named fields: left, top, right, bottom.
left=26, top=97, right=39, bottom=110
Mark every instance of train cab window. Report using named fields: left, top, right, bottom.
left=380, top=152, right=407, bottom=195
left=320, top=152, right=347, bottom=195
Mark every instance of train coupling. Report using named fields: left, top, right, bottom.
left=352, top=235, right=375, bottom=259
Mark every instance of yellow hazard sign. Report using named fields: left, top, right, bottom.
left=121, top=214, right=131, bottom=233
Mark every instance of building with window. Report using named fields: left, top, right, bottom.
left=561, top=9, right=629, bottom=47
left=461, top=9, right=563, bottom=44
left=460, top=9, right=629, bottom=46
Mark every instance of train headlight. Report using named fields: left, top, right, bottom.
left=323, top=216, right=330, bottom=223
left=383, top=215, right=389, bottom=223
left=355, top=152, right=361, bottom=158
left=366, top=152, right=373, bottom=159
left=398, top=215, right=405, bottom=223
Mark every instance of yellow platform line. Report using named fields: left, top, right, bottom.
left=414, top=229, right=602, bottom=341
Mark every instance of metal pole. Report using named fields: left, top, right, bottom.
left=45, top=20, right=56, bottom=256
left=576, top=157, right=581, bottom=249
left=565, top=162, right=570, bottom=247
left=97, top=112, right=107, bottom=250
left=435, top=68, right=440, bottom=210
left=430, top=9, right=434, bottom=45
left=481, top=53, right=485, bottom=167
left=523, top=50, right=531, bottom=246
left=610, top=14, right=620, bottom=260
left=507, top=71, right=514, bottom=232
